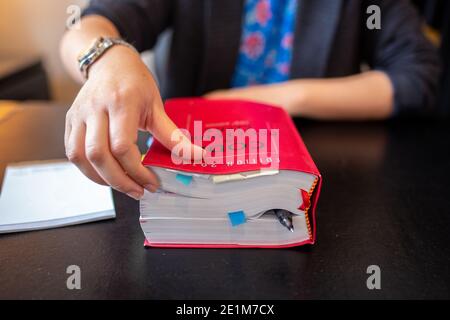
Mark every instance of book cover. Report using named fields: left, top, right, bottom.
left=142, top=98, right=322, bottom=248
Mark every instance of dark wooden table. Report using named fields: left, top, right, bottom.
left=0, top=103, right=449, bottom=299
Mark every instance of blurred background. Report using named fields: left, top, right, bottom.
left=0, top=0, right=87, bottom=102
left=0, top=0, right=448, bottom=112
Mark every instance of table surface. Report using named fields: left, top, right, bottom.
left=0, top=103, right=449, bottom=300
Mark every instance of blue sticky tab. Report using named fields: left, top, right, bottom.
left=176, top=174, right=193, bottom=186
left=228, top=211, right=247, bottom=227
left=146, top=136, right=154, bottom=148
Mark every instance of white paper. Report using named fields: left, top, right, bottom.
left=0, top=161, right=115, bottom=233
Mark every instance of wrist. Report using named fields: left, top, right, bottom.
left=78, top=37, right=140, bottom=80
left=87, top=45, right=142, bottom=79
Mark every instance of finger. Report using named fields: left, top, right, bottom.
left=84, top=112, right=144, bottom=200
left=109, top=107, right=160, bottom=192
left=148, top=103, right=204, bottom=162
left=66, top=120, right=108, bottom=186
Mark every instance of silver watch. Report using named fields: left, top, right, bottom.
left=77, top=37, right=137, bottom=79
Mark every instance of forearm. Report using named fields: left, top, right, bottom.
left=285, top=71, right=394, bottom=120
left=60, top=15, right=120, bottom=83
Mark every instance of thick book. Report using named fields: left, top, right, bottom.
left=140, top=98, right=322, bottom=248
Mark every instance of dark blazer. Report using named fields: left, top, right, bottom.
left=83, top=0, right=441, bottom=115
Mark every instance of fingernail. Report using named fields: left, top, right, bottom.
left=127, top=191, right=143, bottom=200
left=144, top=184, right=158, bottom=193
left=191, top=145, right=205, bottom=162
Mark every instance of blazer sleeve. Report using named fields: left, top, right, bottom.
left=82, top=0, right=173, bottom=52
left=362, top=0, right=441, bottom=115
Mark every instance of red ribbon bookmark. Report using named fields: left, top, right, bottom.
left=298, top=189, right=311, bottom=211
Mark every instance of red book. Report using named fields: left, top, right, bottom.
left=141, top=98, right=322, bottom=248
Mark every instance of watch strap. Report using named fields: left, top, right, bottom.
left=78, top=37, right=137, bottom=79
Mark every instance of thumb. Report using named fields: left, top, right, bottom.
left=147, top=103, right=204, bottom=163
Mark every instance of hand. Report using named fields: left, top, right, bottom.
left=65, top=46, right=200, bottom=200
left=205, top=82, right=305, bottom=115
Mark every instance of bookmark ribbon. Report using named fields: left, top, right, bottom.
left=228, top=210, right=247, bottom=227
left=176, top=174, right=193, bottom=186
left=298, top=189, right=311, bottom=211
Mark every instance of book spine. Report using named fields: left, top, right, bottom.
left=303, top=177, right=319, bottom=241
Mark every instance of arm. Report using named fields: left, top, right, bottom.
left=362, top=0, right=441, bottom=116
left=206, top=71, right=394, bottom=120
left=284, top=71, right=394, bottom=119
left=60, top=15, right=119, bottom=83
left=207, top=0, right=440, bottom=120
left=61, top=4, right=201, bottom=200
left=63, top=0, right=174, bottom=83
